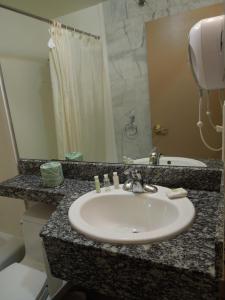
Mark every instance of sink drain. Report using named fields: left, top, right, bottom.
left=132, top=228, right=139, bottom=234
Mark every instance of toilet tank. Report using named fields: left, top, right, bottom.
left=21, top=203, right=55, bottom=266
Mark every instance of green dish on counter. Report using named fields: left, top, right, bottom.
left=40, top=162, right=64, bottom=187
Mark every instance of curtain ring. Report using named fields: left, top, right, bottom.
left=50, top=20, right=57, bottom=35
left=56, top=20, right=62, bottom=35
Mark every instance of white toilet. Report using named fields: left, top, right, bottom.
left=0, top=203, right=57, bottom=300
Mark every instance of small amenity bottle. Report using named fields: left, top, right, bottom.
left=103, top=174, right=111, bottom=191
left=113, top=172, right=120, bottom=189
left=94, top=176, right=101, bottom=193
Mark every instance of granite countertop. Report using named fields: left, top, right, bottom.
left=42, top=183, right=224, bottom=300
left=201, top=159, right=223, bottom=169
left=0, top=171, right=223, bottom=299
left=41, top=182, right=224, bottom=278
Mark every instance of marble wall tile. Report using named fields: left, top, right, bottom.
left=103, top=0, right=223, bottom=161
left=111, top=76, right=151, bottom=160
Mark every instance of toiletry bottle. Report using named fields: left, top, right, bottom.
left=103, top=174, right=111, bottom=191
left=94, top=176, right=101, bottom=193
left=113, top=172, right=120, bottom=189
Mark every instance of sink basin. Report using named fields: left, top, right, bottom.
left=68, top=186, right=195, bottom=244
left=134, top=156, right=207, bottom=167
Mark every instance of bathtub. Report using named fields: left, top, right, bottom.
left=0, top=231, right=24, bottom=271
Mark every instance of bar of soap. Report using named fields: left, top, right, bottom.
left=166, top=188, right=188, bottom=199
left=65, top=152, right=83, bottom=161
left=40, top=162, right=64, bottom=187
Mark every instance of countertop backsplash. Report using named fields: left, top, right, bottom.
left=18, top=159, right=223, bottom=192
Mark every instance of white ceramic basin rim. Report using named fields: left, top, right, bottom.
left=134, top=156, right=207, bottom=167
left=68, top=186, right=195, bottom=244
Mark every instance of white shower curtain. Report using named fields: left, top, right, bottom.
left=48, top=23, right=117, bottom=162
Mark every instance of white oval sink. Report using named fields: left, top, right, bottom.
left=69, top=186, right=195, bottom=244
left=134, top=156, right=207, bottom=167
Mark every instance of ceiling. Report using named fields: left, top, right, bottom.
left=0, top=0, right=105, bottom=18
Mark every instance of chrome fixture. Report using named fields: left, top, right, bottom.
left=123, top=169, right=158, bottom=194
left=124, top=111, right=138, bottom=140
left=138, top=0, right=147, bottom=6
left=149, top=147, right=161, bottom=165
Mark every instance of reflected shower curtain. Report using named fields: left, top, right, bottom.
left=48, top=23, right=117, bottom=162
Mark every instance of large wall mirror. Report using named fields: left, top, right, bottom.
left=0, top=0, right=224, bottom=167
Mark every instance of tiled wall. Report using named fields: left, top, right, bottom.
left=102, top=0, right=223, bottom=162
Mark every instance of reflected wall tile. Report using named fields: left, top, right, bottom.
left=107, top=17, right=145, bottom=57
left=109, top=51, right=147, bottom=82
left=111, top=76, right=150, bottom=110
left=107, top=16, right=148, bottom=82
left=124, top=0, right=168, bottom=20
left=103, top=0, right=128, bottom=28
left=111, top=76, right=152, bottom=160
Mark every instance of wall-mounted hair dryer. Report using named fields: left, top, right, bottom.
left=189, top=15, right=225, bottom=90
left=188, top=15, right=225, bottom=153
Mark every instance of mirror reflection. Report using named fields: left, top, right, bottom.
left=147, top=3, right=223, bottom=162
left=0, top=0, right=223, bottom=167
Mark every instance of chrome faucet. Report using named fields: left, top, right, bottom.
left=123, top=169, right=158, bottom=194
left=149, top=147, right=161, bottom=165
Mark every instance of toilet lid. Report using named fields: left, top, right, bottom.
left=0, top=263, right=47, bottom=300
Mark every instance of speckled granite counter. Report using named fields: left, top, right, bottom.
left=17, top=159, right=223, bottom=192
left=41, top=188, right=224, bottom=300
left=0, top=159, right=223, bottom=300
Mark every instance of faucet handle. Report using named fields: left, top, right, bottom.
left=150, top=146, right=158, bottom=154
left=124, top=168, right=132, bottom=177
left=124, top=169, right=142, bottom=180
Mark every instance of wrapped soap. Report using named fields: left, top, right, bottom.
left=40, top=162, right=64, bottom=187
left=65, top=152, right=83, bottom=161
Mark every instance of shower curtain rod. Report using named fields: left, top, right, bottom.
left=0, top=3, right=100, bottom=40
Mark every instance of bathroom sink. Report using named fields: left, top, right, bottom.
left=134, top=156, right=207, bottom=167
left=68, top=186, right=195, bottom=244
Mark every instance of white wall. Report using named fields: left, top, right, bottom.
left=0, top=0, right=106, bottom=19
left=0, top=83, right=25, bottom=237
left=0, top=7, right=57, bottom=160
left=0, top=8, right=49, bottom=59
left=1, top=57, right=57, bottom=159
left=0, top=7, right=57, bottom=236
left=59, top=3, right=104, bottom=35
